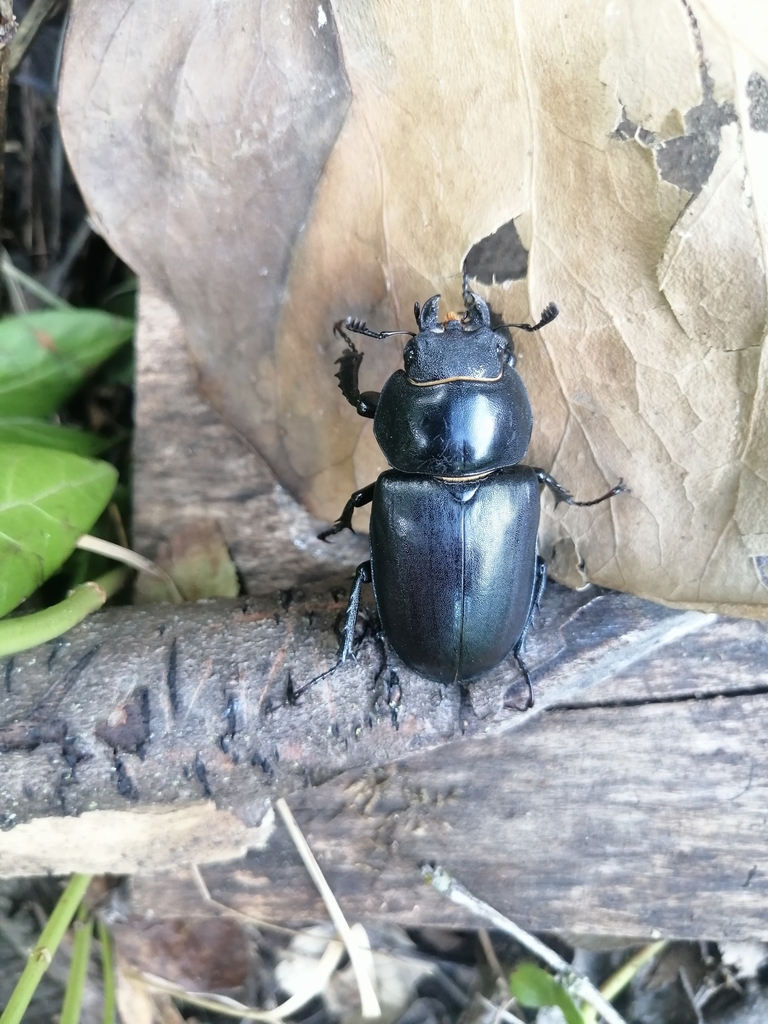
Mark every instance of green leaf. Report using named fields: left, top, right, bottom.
left=0, top=444, right=118, bottom=618
left=510, top=964, right=584, bottom=1024
left=0, top=417, right=115, bottom=456
left=0, top=309, right=133, bottom=417
left=135, top=519, right=238, bottom=603
left=97, top=342, right=135, bottom=387
left=101, top=276, right=138, bottom=319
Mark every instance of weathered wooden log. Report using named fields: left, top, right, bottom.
left=0, top=578, right=717, bottom=835
left=135, top=681, right=768, bottom=940
left=2, top=574, right=767, bottom=939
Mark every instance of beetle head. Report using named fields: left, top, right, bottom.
left=403, top=291, right=506, bottom=384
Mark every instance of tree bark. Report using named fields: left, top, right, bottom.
left=2, top=574, right=767, bottom=939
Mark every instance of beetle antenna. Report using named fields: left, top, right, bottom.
left=414, top=301, right=421, bottom=324
left=462, top=265, right=472, bottom=308
left=499, top=302, right=559, bottom=333
left=342, top=316, right=415, bottom=340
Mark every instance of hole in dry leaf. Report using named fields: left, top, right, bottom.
left=464, top=220, right=528, bottom=284
left=747, top=72, right=768, bottom=132
left=612, top=111, right=656, bottom=148
left=752, top=555, right=768, bottom=590
left=655, top=94, right=737, bottom=194
left=613, top=68, right=737, bottom=196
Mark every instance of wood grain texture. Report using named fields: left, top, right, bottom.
left=0, top=579, right=728, bottom=832
left=164, top=689, right=768, bottom=942
left=1, top=571, right=767, bottom=940
left=132, top=287, right=368, bottom=594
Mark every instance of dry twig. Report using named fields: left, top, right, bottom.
left=425, top=865, right=628, bottom=1024
left=275, top=797, right=382, bottom=1019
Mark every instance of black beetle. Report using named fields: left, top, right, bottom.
left=317, top=278, right=624, bottom=707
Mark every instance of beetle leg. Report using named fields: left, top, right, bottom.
left=340, top=561, right=373, bottom=663
left=332, top=322, right=380, bottom=418
left=289, top=560, right=373, bottom=701
left=318, top=482, right=376, bottom=541
left=504, top=303, right=559, bottom=332
left=504, top=556, right=546, bottom=711
left=531, top=554, right=547, bottom=614
left=342, top=316, right=414, bottom=341
left=506, top=652, right=534, bottom=711
left=534, top=468, right=627, bottom=507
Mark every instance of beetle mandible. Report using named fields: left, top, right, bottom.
left=318, top=276, right=624, bottom=708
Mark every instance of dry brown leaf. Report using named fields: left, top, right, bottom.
left=115, top=952, right=156, bottom=1024
left=113, top=917, right=249, bottom=991
left=58, top=0, right=768, bottom=614
left=134, top=519, right=239, bottom=602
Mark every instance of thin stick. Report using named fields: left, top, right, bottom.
left=487, top=996, right=527, bottom=1024
left=275, top=798, right=381, bottom=1019
left=47, top=9, right=68, bottom=262
left=0, top=566, right=129, bottom=657
left=188, top=862, right=299, bottom=939
left=131, top=940, right=344, bottom=1023
left=45, top=216, right=92, bottom=296
left=125, top=967, right=281, bottom=1022
left=1, top=248, right=70, bottom=308
left=478, top=927, right=505, bottom=985
left=9, top=0, right=54, bottom=73
left=679, top=966, right=705, bottom=1024
left=265, top=939, right=345, bottom=1019
left=424, top=866, right=627, bottom=1024
left=3, top=260, right=27, bottom=311
left=136, top=862, right=347, bottom=1022
left=0, top=0, right=15, bottom=226
left=581, top=941, right=667, bottom=1024
left=76, top=535, right=183, bottom=601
